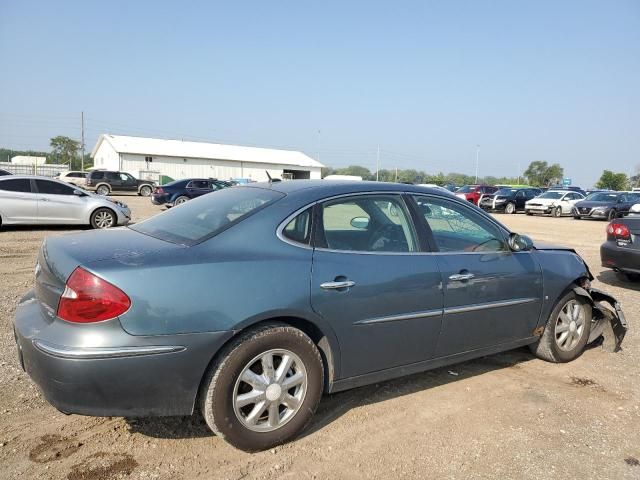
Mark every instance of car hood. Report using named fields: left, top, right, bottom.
left=533, top=240, right=575, bottom=251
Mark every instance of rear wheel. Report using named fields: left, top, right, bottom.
left=200, top=324, right=323, bottom=451
left=139, top=185, right=152, bottom=197
left=505, top=202, right=516, bottom=214
left=96, top=184, right=110, bottom=196
left=174, top=195, right=189, bottom=205
left=529, top=291, right=591, bottom=363
left=90, top=208, right=116, bottom=229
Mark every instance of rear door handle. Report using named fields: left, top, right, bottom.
left=449, top=273, right=475, bottom=281
left=320, top=280, right=355, bottom=290
left=39, top=198, right=50, bottom=202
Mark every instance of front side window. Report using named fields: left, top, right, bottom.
left=35, top=180, right=75, bottom=195
left=0, top=178, right=31, bottom=193
left=130, top=186, right=284, bottom=245
left=319, top=195, right=417, bottom=253
left=412, top=196, right=507, bottom=253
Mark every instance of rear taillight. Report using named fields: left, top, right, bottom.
left=57, top=267, right=131, bottom=323
left=154, top=186, right=164, bottom=194
left=607, top=223, right=631, bottom=241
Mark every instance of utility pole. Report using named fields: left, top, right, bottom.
left=475, top=145, right=480, bottom=183
left=395, top=166, right=398, bottom=183
left=376, top=145, right=380, bottom=181
left=81, top=111, right=85, bottom=171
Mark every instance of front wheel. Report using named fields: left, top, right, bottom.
left=529, top=291, right=591, bottom=363
left=90, top=208, right=116, bottom=229
left=200, top=324, right=323, bottom=451
left=608, top=209, right=617, bottom=221
left=525, top=210, right=533, bottom=216
left=553, top=206, right=562, bottom=218
left=505, top=202, right=516, bottom=214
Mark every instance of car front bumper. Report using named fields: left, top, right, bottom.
left=526, top=205, right=554, bottom=214
left=13, top=290, right=234, bottom=417
left=573, top=208, right=610, bottom=219
left=601, top=241, right=640, bottom=275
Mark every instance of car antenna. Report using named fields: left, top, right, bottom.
left=266, top=170, right=272, bottom=183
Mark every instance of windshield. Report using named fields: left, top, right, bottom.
left=130, top=186, right=284, bottom=245
left=456, top=185, right=476, bottom=193
left=495, top=188, right=517, bottom=196
left=538, top=192, right=564, bottom=199
left=585, top=192, right=619, bottom=202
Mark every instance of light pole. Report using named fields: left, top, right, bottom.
left=475, top=145, right=480, bottom=183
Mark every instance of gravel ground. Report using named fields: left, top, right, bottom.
left=0, top=195, right=638, bottom=480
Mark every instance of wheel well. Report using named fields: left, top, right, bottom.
left=138, top=184, right=152, bottom=192
left=90, top=206, right=116, bottom=224
left=194, top=316, right=336, bottom=414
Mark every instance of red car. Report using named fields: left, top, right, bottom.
left=454, top=184, right=499, bottom=205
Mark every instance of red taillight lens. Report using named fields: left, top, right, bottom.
left=57, top=267, right=131, bottom=323
left=607, top=223, right=631, bottom=240
left=154, top=186, right=164, bottom=194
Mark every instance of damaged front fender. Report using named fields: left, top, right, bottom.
left=573, top=286, right=628, bottom=352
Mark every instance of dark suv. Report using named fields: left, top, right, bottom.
left=86, top=170, right=155, bottom=196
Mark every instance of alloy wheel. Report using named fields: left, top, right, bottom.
left=554, top=300, right=585, bottom=351
left=233, top=349, right=307, bottom=433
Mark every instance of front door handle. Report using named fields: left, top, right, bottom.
left=320, top=280, right=356, bottom=290
left=449, top=273, right=475, bottom=281
left=39, top=198, right=50, bottom=202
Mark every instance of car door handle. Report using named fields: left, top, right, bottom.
left=320, top=280, right=356, bottom=290
left=449, top=273, right=475, bottom=281
left=39, top=198, right=50, bottom=202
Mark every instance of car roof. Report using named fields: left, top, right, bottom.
left=0, top=175, right=67, bottom=181
left=246, top=179, right=464, bottom=198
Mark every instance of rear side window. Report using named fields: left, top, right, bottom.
left=90, top=171, right=104, bottom=179
left=130, top=187, right=284, bottom=245
left=282, top=208, right=312, bottom=245
left=0, top=178, right=31, bottom=192
left=35, top=180, right=75, bottom=195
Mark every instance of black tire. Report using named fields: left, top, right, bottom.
left=96, top=184, right=110, bottom=196
left=200, top=323, right=323, bottom=451
left=505, top=202, right=516, bottom=214
left=608, top=209, right=617, bottom=221
left=529, top=291, right=592, bottom=363
left=525, top=210, right=533, bottom=216
left=573, top=216, right=581, bottom=220
left=139, top=185, right=152, bottom=197
left=174, top=195, right=189, bottom=205
left=553, top=206, right=562, bottom=218
left=90, top=208, right=117, bottom=229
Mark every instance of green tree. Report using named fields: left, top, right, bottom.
left=596, top=170, right=628, bottom=191
left=334, top=165, right=373, bottom=180
left=523, top=161, right=564, bottom=186
left=50, top=136, right=80, bottom=169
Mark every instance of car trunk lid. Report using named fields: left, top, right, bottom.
left=34, top=227, right=183, bottom=319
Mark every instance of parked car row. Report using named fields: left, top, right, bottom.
left=151, top=178, right=233, bottom=207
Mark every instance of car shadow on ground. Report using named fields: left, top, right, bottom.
left=126, top=347, right=535, bottom=441
left=0, top=225, right=89, bottom=232
left=596, top=270, right=640, bottom=292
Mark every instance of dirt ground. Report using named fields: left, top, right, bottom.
left=1, top=195, right=638, bottom=480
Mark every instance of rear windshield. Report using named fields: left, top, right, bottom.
left=130, top=186, right=284, bottom=245
left=539, top=191, right=564, bottom=199
left=495, top=188, right=517, bottom=196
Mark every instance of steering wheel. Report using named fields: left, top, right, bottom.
left=470, top=238, right=504, bottom=252
left=369, top=224, right=402, bottom=251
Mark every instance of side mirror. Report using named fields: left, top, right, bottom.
left=73, top=189, right=85, bottom=196
left=508, top=232, right=534, bottom=252
left=350, top=217, right=370, bottom=229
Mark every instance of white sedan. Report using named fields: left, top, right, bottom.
left=525, top=190, right=585, bottom=217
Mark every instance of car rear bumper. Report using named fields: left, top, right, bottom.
left=601, top=241, right=640, bottom=274
left=151, top=194, right=171, bottom=206
left=13, top=290, right=234, bottom=417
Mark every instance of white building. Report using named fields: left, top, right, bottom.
left=11, top=155, right=47, bottom=165
left=91, top=134, right=323, bottom=182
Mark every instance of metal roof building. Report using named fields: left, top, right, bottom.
left=91, top=134, right=324, bottom=182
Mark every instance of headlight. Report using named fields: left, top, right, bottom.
left=593, top=207, right=607, bottom=212
left=495, top=198, right=506, bottom=203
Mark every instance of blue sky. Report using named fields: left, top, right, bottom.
left=1, top=0, right=638, bottom=186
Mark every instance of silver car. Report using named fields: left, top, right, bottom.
left=0, top=176, right=131, bottom=229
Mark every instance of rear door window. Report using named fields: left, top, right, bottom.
left=0, top=178, right=32, bottom=192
